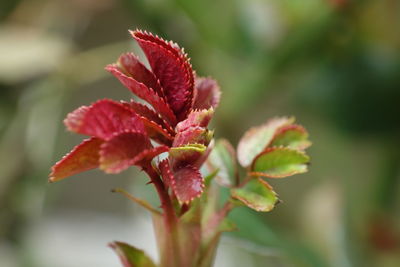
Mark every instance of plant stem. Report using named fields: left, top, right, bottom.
left=143, top=164, right=177, bottom=228
left=144, top=164, right=183, bottom=267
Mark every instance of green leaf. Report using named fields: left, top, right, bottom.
left=207, top=139, right=237, bottom=187
left=231, top=178, right=278, bottom=212
left=237, top=117, right=294, bottom=167
left=270, top=124, right=311, bottom=150
left=109, top=241, right=156, bottom=267
left=251, top=147, right=310, bottom=178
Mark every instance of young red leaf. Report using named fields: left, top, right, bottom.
left=139, top=116, right=174, bottom=145
left=251, top=147, right=310, bottom=178
left=128, top=101, right=174, bottom=135
left=131, top=30, right=194, bottom=120
left=64, top=99, right=145, bottom=140
left=231, top=178, right=279, bottom=212
left=109, top=241, right=156, bottom=267
left=118, top=53, right=164, bottom=97
left=237, top=117, right=295, bottom=167
left=270, top=124, right=311, bottom=150
left=193, top=77, right=221, bottom=110
left=106, top=65, right=177, bottom=126
left=172, top=165, right=204, bottom=203
left=99, top=131, right=151, bottom=173
left=175, top=108, right=214, bottom=133
left=173, top=127, right=213, bottom=147
left=49, top=138, right=103, bottom=182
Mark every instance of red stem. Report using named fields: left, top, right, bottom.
left=143, top=164, right=176, bottom=229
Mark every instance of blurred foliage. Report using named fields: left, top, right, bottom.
left=0, top=0, right=399, bottom=266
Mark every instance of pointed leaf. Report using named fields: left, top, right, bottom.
left=64, top=99, right=145, bottom=140
left=140, top=115, right=174, bottom=145
left=49, top=138, right=103, bottom=182
left=231, top=178, right=278, bottom=212
left=118, top=53, right=164, bottom=97
left=131, top=30, right=194, bottom=119
left=99, top=131, right=151, bottom=173
left=172, top=165, right=204, bottom=203
left=128, top=101, right=174, bottom=135
left=175, top=108, right=214, bottom=133
left=251, top=147, right=310, bottom=178
left=193, top=77, right=221, bottom=110
left=112, top=188, right=161, bottom=215
left=109, top=241, right=156, bottom=267
left=237, top=117, right=295, bottom=167
left=270, top=124, right=311, bottom=150
left=106, top=65, right=177, bottom=126
left=207, top=139, right=237, bottom=187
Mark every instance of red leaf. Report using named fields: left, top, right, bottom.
left=64, top=99, right=145, bottom=140
left=128, top=101, right=174, bottom=135
left=140, top=116, right=174, bottom=145
left=118, top=53, right=164, bottom=98
left=173, top=127, right=212, bottom=147
left=49, top=138, right=103, bottom=182
left=106, top=65, right=177, bottom=126
left=172, top=165, right=204, bottom=203
left=175, top=109, right=214, bottom=133
left=193, top=77, right=221, bottom=110
left=131, top=30, right=194, bottom=120
left=99, top=131, right=151, bottom=173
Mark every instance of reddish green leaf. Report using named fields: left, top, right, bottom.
left=99, top=131, right=151, bottom=173
left=193, top=77, right=221, bottom=110
left=169, top=144, right=206, bottom=168
left=109, top=241, right=156, bottom=267
left=131, top=30, right=194, bottom=120
left=237, top=117, right=294, bottom=167
left=231, top=178, right=278, bottom=212
left=173, top=127, right=213, bottom=147
left=207, top=139, right=237, bottom=187
left=118, top=53, right=164, bottom=97
left=270, top=124, right=311, bottom=150
left=251, top=147, right=310, bottom=178
left=64, top=99, right=145, bottom=140
left=49, top=138, right=103, bottom=182
left=172, top=165, right=204, bottom=203
left=106, top=65, right=177, bottom=126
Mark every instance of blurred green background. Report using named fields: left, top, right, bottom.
left=0, top=0, right=399, bottom=266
